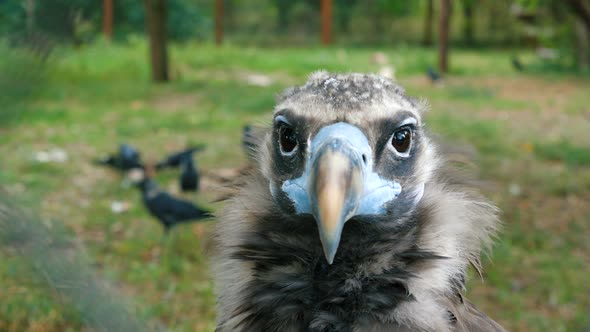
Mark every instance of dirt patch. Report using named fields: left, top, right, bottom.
left=507, top=192, right=590, bottom=234
left=404, top=75, right=590, bottom=142
left=475, top=106, right=589, bottom=142
left=472, top=76, right=586, bottom=105
left=151, top=93, right=201, bottom=113
left=148, top=68, right=297, bottom=113
left=404, top=74, right=590, bottom=111
left=176, top=63, right=298, bottom=86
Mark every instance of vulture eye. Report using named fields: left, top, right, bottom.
left=278, top=123, right=298, bottom=155
left=391, top=126, right=413, bottom=155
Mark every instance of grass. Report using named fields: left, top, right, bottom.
left=1, top=39, right=589, bottom=331
left=534, top=140, right=590, bottom=168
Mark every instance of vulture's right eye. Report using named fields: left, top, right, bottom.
left=278, top=123, right=298, bottom=154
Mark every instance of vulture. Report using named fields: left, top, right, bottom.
left=213, top=72, right=505, bottom=332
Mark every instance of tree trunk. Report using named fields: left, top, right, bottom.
left=423, top=0, right=434, bottom=46
left=225, top=0, right=235, bottom=32
left=24, top=0, right=35, bottom=34
left=215, top=0, right=224, bottom=45
left=462, top=0, right=474, bottom=46
left=103, top=0, right=113, bottom=39
left=337, top=0, right=355, bottom=34
left=144, top=0, right=169, bottom=82
left=321, top=0, right=333, bottom=45
left=566, top=0, right=590, bottom=28
left=575, top=19, right=589, bottom=70
left=438, top=0, right=451, bottom=73
left=275, top=0, right=291, bottom=33
left=565, top=0, right=590, bottom=69
left=370, top=0, right=384, bottom=43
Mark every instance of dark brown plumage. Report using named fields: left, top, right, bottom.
left=213, top=72, right=506, bottom=332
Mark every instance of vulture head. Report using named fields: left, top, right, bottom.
left=214, top=72, right=505, bottom=332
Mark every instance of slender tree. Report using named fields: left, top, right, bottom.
left=423, top=0, right=434, bottom=46
left=225, top=0, right=236, bottom=33
left=438, top=0, right=451, bottom=73
left=103, top=0, right=113, bottom=39
left=275, top=0, right=293, bottom=33
left=565, top=0, right=590, bottom=69
left=336, top=0, right=356, bottom=34
left=24, top=0, right=35, bottom=34
left=566, top=0, right=590, bottom=28
left=321, top=0, right=333, bottom=45
left=215, top=0, right=224, bottom=45
left=144, top=0, right=169, bottom=82
left=575, top=18, right=589, bottom=70
left=462, top=0, right=475, bottom=46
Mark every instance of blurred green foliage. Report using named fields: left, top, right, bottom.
left=0, top=0, right=587, bottom=70
left=0, top=43, right=47, bottom=126
left=0, top=0, right=565, bottom=45
left=0, top=0, right=210, bottom=43
left=534, top=140, right=590, bottom=167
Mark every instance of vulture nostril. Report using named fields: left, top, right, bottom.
left=362, top=154, right=367, bottom=165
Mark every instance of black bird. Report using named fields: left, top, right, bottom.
left=511, top=55, right=524, bottom=71
left=213, top=72, right=506, bottom=331
left=427, top=66, right=442, bottom=83
left=155, top=146, right=205, bottom=170
left=179, top=155, right=199, bottom=192
left=96, top=143, right=143, bottom=171
left=137, top=176, right=211, bottom=232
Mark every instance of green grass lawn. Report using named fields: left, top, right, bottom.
left=1, top=39, right=589, bottom=332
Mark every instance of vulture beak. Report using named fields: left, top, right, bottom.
left=281, top=122, right=402, bottom=264
left=309, top=137, right=363, bottom=264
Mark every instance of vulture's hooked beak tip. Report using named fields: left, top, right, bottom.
left=310, top=140, right=363, bottom=265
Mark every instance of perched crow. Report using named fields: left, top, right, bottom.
left=213, top=72, right=506, bottom=331
left=136, top=176, right=210, bottom=232
left=179, top=156, right=199, bottom=192
left=427, top=66, right=442, bottom=83
left=511, top=55, right=524, bottom=71
left=96, top=143, right=143, bottom=171
left=155, top=146, right=205, bottom=170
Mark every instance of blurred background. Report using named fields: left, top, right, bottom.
left=0, top=0, right=589, bottom=331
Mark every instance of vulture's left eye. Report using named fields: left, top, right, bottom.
left=278, top=123, right=298, bottom=154
left=391, top=126, right=413, bottom=155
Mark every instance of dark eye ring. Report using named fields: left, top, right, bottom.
left=278, top=122, right=298, bottom=155
left=390, top=126, right=413, bottom=155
